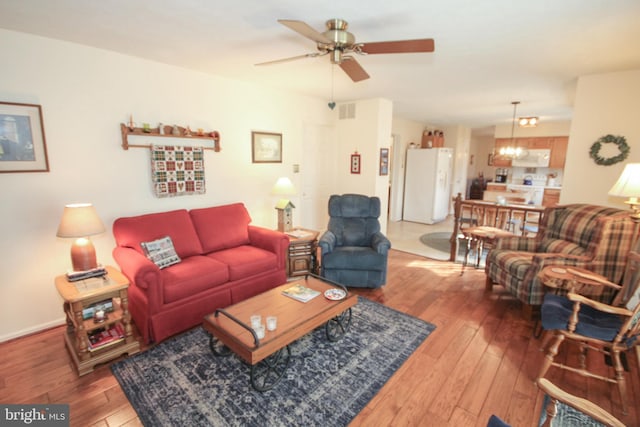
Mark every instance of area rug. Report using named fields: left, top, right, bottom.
left=538, top=395, right=604, bottom=426
left=112, top=297, right=436, bottom=426
left=419, top=232, right=451, bottom=255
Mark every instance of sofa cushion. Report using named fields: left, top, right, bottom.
left=140, top=236, right=181, bottom=269
left=190, top=203, right=251, bottom=253
left=113, top=209, right=203, bottom=258
left=161, top=256, right=229, bottom=304
left=207, top=245, right=278, bottom=281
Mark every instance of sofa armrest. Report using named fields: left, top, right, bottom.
left=248, top=226, right=289, bottom=267
left=112, top=247, right=161, bottom=290
left=494, top=236, right=537, bottom=251
left=318, top=231, right=336, bottom=255
left=371, top=232, right=391, bottom=254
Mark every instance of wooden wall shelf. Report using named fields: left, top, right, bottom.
left=120, top=123, right=221, bottom=152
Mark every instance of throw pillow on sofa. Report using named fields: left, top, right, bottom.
left=140, top=236, right=181, bottom=269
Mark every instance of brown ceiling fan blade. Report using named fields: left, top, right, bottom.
left=278, top=19, right=333, bottom=45
left=360, top=39, right=435, bottom=54
left=340, top=57, right=370, bottom=82
left=255, top=52, right=322, bottom=66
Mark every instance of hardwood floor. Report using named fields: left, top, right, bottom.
left=1, top=250, right=638, bottom=426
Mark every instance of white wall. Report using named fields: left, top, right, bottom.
left=563, top=69, right=640, bottom=207
left=0, top=29, right=338, bottom=341
left=334, top=98, right=392, bottom=234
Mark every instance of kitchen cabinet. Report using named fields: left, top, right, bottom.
left=542, top=189, right=561, bottom=207
left=548, top=137, right=568, bottom=168
left=492, top=136, right=568, bottom=169
left=492, top=139, right=513, bottom=167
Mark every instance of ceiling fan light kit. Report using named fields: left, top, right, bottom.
left=257, top=18, right=434, bottom=82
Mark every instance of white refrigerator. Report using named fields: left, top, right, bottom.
left=403, top=147, right=453, bottom=224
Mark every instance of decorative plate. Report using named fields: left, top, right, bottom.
left=551, top=268, right=567, bottom=274
left=324, top=288, right=347, bottom=301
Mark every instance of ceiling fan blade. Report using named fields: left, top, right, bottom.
left=340, top=57, right=370, bottom=82
left=255, top=52, right=322, bottom=66
left=360, top=38, right=435, bottom=54
left=278, top=19, right=333, bottom=45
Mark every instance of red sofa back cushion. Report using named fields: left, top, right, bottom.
left=190, top=203, right=251, bottom=253
left=113, top=209, right=203, bottom=258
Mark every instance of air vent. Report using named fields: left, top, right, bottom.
left=339, top=103, right=356, bottom=120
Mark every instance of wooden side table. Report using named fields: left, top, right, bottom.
left=539, top=266, right=621, bottom=298
left=285, top=228, right=319, bottom=277
left=461, top=226, right=514, bottom=271
left=55, top=265, right=140, bottom=375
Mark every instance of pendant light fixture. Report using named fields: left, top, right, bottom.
left=497, top=101, right=528, bottom=160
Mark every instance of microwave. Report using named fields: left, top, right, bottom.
left=511, top=149, right=551, bottom=167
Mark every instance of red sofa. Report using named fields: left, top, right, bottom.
left=112, top=203, right=289, bottom=344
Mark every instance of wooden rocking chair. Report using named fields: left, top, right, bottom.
left=537, top=250, right=640, bottom=415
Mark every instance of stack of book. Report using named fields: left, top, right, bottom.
left=87, top=323, right=125, bottom=351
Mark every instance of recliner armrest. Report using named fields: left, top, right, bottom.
left=371, top=232, right=391, bottom=254
left=318, top=231, right=336, bottom=255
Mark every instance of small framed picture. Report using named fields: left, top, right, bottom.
left=0, top=101, right=50, bottom=173
left=351, top=153, right=361, bottom=174
left=379, top=148, right=389, bottom=176
left=251, top=131, right=282, bottom=163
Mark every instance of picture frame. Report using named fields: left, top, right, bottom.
left=251, top=131, right=282, bottom=163
left=351, top=153, right=361, bottom=174
left=0, top=101, right=49, bottom=173
left=379, top=148, right=389, bottom=176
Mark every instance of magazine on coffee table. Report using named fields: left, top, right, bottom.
left=282, top=283, right=320, bottom=303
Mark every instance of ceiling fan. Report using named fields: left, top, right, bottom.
left=256, top=19, right=435, bottom=82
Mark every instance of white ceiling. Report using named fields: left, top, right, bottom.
left=1, top=0, right=640, bottom=132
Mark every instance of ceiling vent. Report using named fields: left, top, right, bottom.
left=339, top=103, right=356, bottom=120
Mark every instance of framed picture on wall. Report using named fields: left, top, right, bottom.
left=0, top=101, right=50, bottom=173
left=351, top=152, right=361, bottom=174
left=379, top=148, right=389, bottom=175
left=251, top=131, right=282, bottom=163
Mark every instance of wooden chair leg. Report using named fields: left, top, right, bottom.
left=539, top=333, right=564, bottom=379
left=541, top=397, right=558, bottom=427
left=612, top=350, right=629, bottom=415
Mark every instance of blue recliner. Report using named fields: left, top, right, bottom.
left=318, top=194, right=391, bottom=288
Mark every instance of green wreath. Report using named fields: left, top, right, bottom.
left=589, top=134, right=630, bottom=166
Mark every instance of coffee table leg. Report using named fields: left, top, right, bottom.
left=325, top=308, right=352, bottom=342
left=209, top=335, right=232, bottom=356
left=250, top=346, right=291, bottom=392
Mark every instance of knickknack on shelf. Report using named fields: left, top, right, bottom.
left=120, top=123, right=221, bottom=152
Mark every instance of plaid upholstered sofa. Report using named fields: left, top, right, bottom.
left=485, top=204, right=636, bottom=318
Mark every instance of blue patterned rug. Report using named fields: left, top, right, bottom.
left=538, top=394, right=604, bottom=426
left=112, top=297, right=435, bottom=426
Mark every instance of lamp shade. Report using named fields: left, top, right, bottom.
left=56, top=203, right=105, bottom=238
left=608, top=163, right=640, bottom=199
left=271, top=177, right=296, bottom=196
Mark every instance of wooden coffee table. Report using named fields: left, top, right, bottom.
left=202, top=274, right=357, bottom=391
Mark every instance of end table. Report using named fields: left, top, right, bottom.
left=285, top=228, right=319, bottom=277
left=55, top=265, right=140, bottom=375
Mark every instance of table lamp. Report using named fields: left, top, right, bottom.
left=609, top=163, right=640, bottom=222
left=272, top=177, right=296, bottom=232
left=56, top=203, right=106, bottom=271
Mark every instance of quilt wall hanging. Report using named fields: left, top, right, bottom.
left=150, top=145, right=205, bottom=197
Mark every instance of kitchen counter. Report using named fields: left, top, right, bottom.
left=487, top=182, right=562, bottom=190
